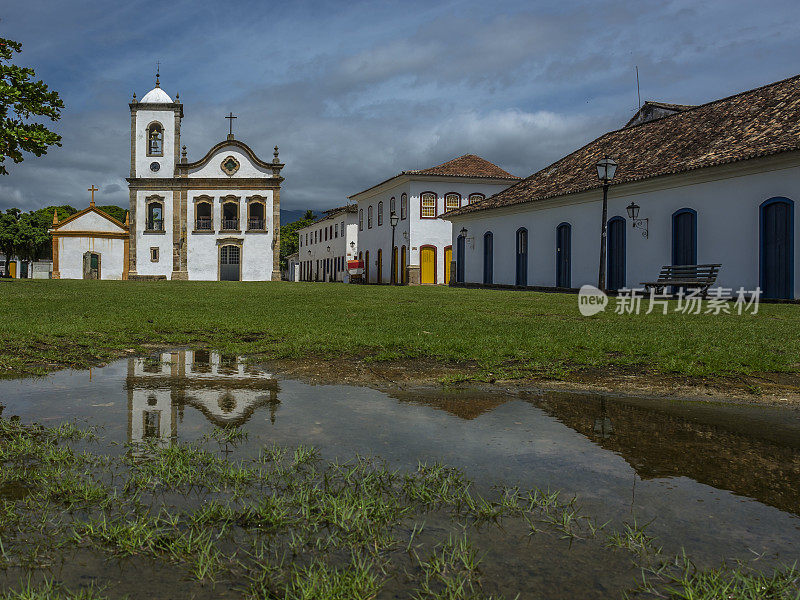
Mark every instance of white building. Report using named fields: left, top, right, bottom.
left=444, top=75, right=800, bottom=300
left=297, top=205, right=359, bottom=282
left=50, top=203, right=129, bottom=280
left=1, top=255, right=52, bottom=279
left=284, top=252, right=300, bottom=281
left=127, top=74, right=284, bottom=281
left=349, top=155, right=518, bottom=284
left=127, top=350, right=280, bottom=448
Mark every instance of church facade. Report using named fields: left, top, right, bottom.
left=127, top=78, right=284, bottom=281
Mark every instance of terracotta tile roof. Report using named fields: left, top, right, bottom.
left=445, top=74, right=800, bottom=218
left=403, top=154, right=520, bottom=179
left=349, top=154, right=518, bottom=200
left=624, top=100, right=698, bottom=127
left=308, top=204, right=357, bottom=226
left=643, top=101, right=698, bottom=111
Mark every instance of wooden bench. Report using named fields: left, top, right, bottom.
left=641, top=264, right=721, bottom=296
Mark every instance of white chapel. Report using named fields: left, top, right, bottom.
left=127, top=73, right=284, bottom=281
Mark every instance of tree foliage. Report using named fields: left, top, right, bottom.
left=96, top=204, right=128, bottom=224
left=1, top=36, right=64, bottom=175
left=279, top=209, right=317, bottom=270
left=0, top=205, right=76, bottom=275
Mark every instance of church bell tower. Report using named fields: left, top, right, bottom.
left=127, top=69, right=185, bottom=279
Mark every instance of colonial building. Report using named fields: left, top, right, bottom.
left=127, top=350, right=279, bottom=449
left=349, top=155, right=518, bottom=284
left=444, top=75, right=800, bottom=299
left=297, top=205, right=359, bottom=282
left=127, top=75, right=284, bottom=281
left=284, top=252, right=300, bottom=281
left=50, top=196, right=129, bottom=280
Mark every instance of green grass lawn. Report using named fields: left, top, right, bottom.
left=0, top=279, right=798, bottom=379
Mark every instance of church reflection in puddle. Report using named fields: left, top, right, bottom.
left=126, top=351, right=280, bottom=448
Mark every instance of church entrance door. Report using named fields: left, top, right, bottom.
left=83, top=252, right=100, bottom=280
left=220, top=245, right=241, bottom=281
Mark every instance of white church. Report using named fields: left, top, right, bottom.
left=51, top=74, right=284, bottom=281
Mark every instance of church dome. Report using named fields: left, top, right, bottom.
left=140, top=86, right=173, bottom=103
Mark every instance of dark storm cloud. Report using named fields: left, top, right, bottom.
left=1, top=0, right=799, bottom=213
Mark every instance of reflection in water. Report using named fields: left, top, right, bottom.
left=126, top=351, right=280, bottom=448
left=530, top=392, right=800, bottom=517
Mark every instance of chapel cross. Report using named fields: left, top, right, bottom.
left=225, top=112, right=237, bottom=137
left=88, top=185, right=98, bottom=207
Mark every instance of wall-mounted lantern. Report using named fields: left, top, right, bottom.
left=626, top=202, right=649, bottom=238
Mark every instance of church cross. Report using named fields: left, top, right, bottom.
left=88, top=185, right=98, bottom=207
left=225, top=112, right=237, bottom=137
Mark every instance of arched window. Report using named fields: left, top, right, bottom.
left=390, top=197, right=396, bottom=216
left=483, top=232, right=493, bottom=285
left=515, top=228, right=528, bottom=286
left=456, top=233, right=465, bottom=283
left=146, top=197, right=164, bottom=231
left=445, top=193, right=461, bottom=212
left=672, top=208, right=697, bottom=265
left=469, top=193, right=485, bottom=205
left=359, top=209, right=363, bottom=231
left=760, top=197, right=794, bottom=299
left=221, top=196, right=240, bottom=231
left=401, top=193, right=408, bottom=220
left=147, top=123, right=164, bottom=156
left=420, top=192, right=437, bottom=218
left=607, top=217, right=626, bottom=291
left=378, top=201, right=384, bottom=226
left=556, top=222, right=571, bottom=288
left=368, top=205, right=373, bottom=228
left=247, top=198, right=266, bottom=230
left=195, top=199, right=212, bottom=231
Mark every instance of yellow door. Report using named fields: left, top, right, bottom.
left=420, top=246, right=435, bottom=284
left=444, top=247, right=452, bottom=285
left=9, top=262, right=16, bottom=278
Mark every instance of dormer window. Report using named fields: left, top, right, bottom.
left=147, top=123, right=164, bottom=156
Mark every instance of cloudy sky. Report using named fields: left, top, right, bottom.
left=2, top=0, right=799, bottom=213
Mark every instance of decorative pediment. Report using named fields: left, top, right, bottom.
left=179, top=139, right=282, bottom=173
left=51, top=205, right=128, bottom=234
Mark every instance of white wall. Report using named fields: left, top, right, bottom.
left=355, top=181, right=408, bottom=283
left=58, top=236, right=126, bottom=280
left=297, top=210, right=358, bottom=282
left=355, top=178, right=513, bottom=284
left=135, top=108, right=177, bottom=178
left=136, top=190, right=174, bottom=278
left=448, top=159, right=800, bottom=298
left=187, top=146, right=276, bottom=179
left=56, top=210, right=127, bottom=280
left=186, top=188, right=275, bottom=281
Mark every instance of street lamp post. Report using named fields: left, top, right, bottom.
left=596, top=156, right=618, bottom=291
left=390, top=211, right=399, bottom=284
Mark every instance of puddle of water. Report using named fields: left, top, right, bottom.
left=2, top=350, right=800, bottom=597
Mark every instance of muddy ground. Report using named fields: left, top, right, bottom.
left=264, top=356, right=800, bottom=408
